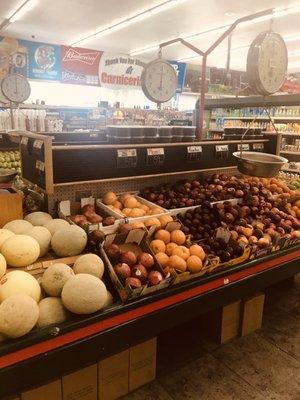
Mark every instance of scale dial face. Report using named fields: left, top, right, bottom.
left=247, top=32, right=288, bottom=95
left=1, top=73, right=31, bottom=103
left=141, top=59, right=177, bottom=103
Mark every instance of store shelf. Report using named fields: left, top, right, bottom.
left=280, top=150, right=300, bottom=155
left=0, top=246, right=299, bottom=398
left=211, top=116, right=300, bottom=121
left=281, top=167, right=300, bottom=173
left=204, top=94, right=300, bottom=109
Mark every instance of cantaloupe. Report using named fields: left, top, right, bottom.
left=41, top=263, right=74, bottom=296
left=37, top=297, right=68, bottom=328
left=61, top=274, right=107, bottom=315
left=51, top=226, right=87, bottom=257
left=0, top=254, right=6, bottom=279
left=3, top=219, right=33, bottom=234
left=0, top=270, right=41, bottom=303
left=0, top=229, right=14, bottom=248
left=26, top=226, right=51, bottom=257
left=73, top=254, right=104, bottom=278
left=1, top=235, right=40, bottom=267
left=25, top=211, right=53, bottom=226
left=44, top=219, right=69, bottom=236
left=0, top=294, right=39, bottom=338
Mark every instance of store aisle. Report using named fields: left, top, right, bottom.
left=123, top=275, right=300, bottom=400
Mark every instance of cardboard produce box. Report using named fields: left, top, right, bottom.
left=0, top=188, right=22, bottom=228
left=21, top=380, right=62, bottom=400
left=241, top=292, right=265, bottom=336
left=98, top=349, right=129, bottom=400
left=206, top=300, right=242, bottom=344
left=129, top=338, right=157, bottom=391
left=62, top=364, right=97, bottom=400
left=101, top=229, right=171, bottom=302
left=58, top=198, right=122, bottom=234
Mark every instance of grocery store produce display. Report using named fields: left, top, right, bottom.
left=0, top=172, right=299, bottom=342
left=0, top=150, right=21, bottom=175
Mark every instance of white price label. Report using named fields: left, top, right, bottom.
left=117, top=149, right=137, bottom=157
left=35, top=160, right=45, bottom=171
left=187, top=146, right=202, bottom=153
left=21, top=137, right=28, bottom=145
left=223, top=278, right=229, bottom=285
left=33, top=139, right=43, bottom=149
left=147, top=148, right=164, bottom=156
left=237, top=144, right=250, bottom=151
left=215, top=145, right=228, bottom=152
left=89, top=133, right=98, bottom=138
left=253, top=143, right=264, bottom=150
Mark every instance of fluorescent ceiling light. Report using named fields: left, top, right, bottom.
left=130, top=4, right=300, bottom=57
left=7, top=0, right=38, bottom=23
left=71, top=0, right=188, bottom=46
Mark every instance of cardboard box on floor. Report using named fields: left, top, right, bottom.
left=21, top=380, right=62, bottom=400
left=206, top=300, right=242, bottom=344
left=0, top=189, right=22, bottom=228
left=129, top=337, right=157, bottom=392
left=98, top=349, right=129, bottom=400
left=241, top=292, right=265, bottom=336
left=62, top=364, right=97, bottom=400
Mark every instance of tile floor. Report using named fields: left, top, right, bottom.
left=123, top=274, right=300, bottom=400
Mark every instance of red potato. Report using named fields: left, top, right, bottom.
left=113, top=263, right=131, bottom=280
left=148, top=270, right=163, bottom=286
left=125, top=277, right=142, bottom=288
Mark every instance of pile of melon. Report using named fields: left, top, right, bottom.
left=0, top=212, right=88, bottom=269
left=0, top=253, right=113, bottom=341
left=0, top=213, right=113, bottom=341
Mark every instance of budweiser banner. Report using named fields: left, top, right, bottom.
left=61, top=46, right=102, bottom=85
left=99, top=53, right=146, bottom=90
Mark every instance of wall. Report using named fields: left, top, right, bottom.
left=27, top=80, right=197, bottom=111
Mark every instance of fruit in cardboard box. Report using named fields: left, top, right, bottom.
left=154, top=229, right=171, bottom=244
left=159, top=214, right=173, bottom=228
left=138, top=252, right=154, bottom=269
left=148, top=270, right=163, bottom=286
left=130, top=221, right=146, bottom=230
left=103, top=191, right=118, bottom=205
left=102, top=216, right=116, bottom=226
left=0, top=294, right=39, bottom=338
left=61, top=274, right=107, bottom=314
left=144, top=217, right=161, bottom=229
left=120, top=251, right=137, bottom=266
left=105, top=243, right=121, bottom=262
left=150, top=239, right=166, bottom=254
left=88, top=230, right=105, bottom=246
left=165, top=242, right=178, bottom=256
left=37, top=297, right=68, bottom=328
left=189, top=244, right=205, bottom=261
left=167, top=255, right=187, bottom=272
left=42, top=263, right=74, bottom=297
left=170, top=230, right=186, bottom=245
left=186, top=256, right=203, bottom=273
left=155, top=252, right=169, bottom=268
left=0, top=270, right=41, bottom=303
left=73, top=254, right=104, bottom=278
left=124, top=196, right=138, bottom=209
left=1, top=234, right=40, bottom=267
left=113, top=263, right=131, bottom=280
left=131, top=264, right=148, bottom=283
left=125, top=277, right=142, bottom=288
left=118, top=223, right=133, bottom=234
left=172, top=246, right=190, bottom=260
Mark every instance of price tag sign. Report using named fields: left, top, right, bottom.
left=35, top=160, right=45, bottom=171
left=237, top=144, right=250, bottom=151
left=146, top=148, right=164, bottom=166
left=187, top=145, right=202, bottom=162
left=33, top=139, right=43, bottom=149
left=253, top=143, right=264, bottom=151
left=215, top=145, right=228, bottom=152
left=21, top=137, right=28, bottom=145
left=117, top=149, right=137, bottom=169
left=89, top=133, right=98, bottom=138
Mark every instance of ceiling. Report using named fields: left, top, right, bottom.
left=1, top=0, right=300, bottom=72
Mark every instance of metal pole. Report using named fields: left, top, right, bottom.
left=198, top=55, right=206, bottom=139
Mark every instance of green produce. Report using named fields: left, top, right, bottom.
left=0, top=150, right=21, bottom=175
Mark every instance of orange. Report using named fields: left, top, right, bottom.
left=186, top=256, right=203, bottom=273
left=165, top=242, right=178, bottom=256
left=189, top=244, right=206, bottom=261
left=170, top=230, right=186, bottom=245
left=172, top=246, right=190, bottom=260
left=154, top=229, right=171, bottom=244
